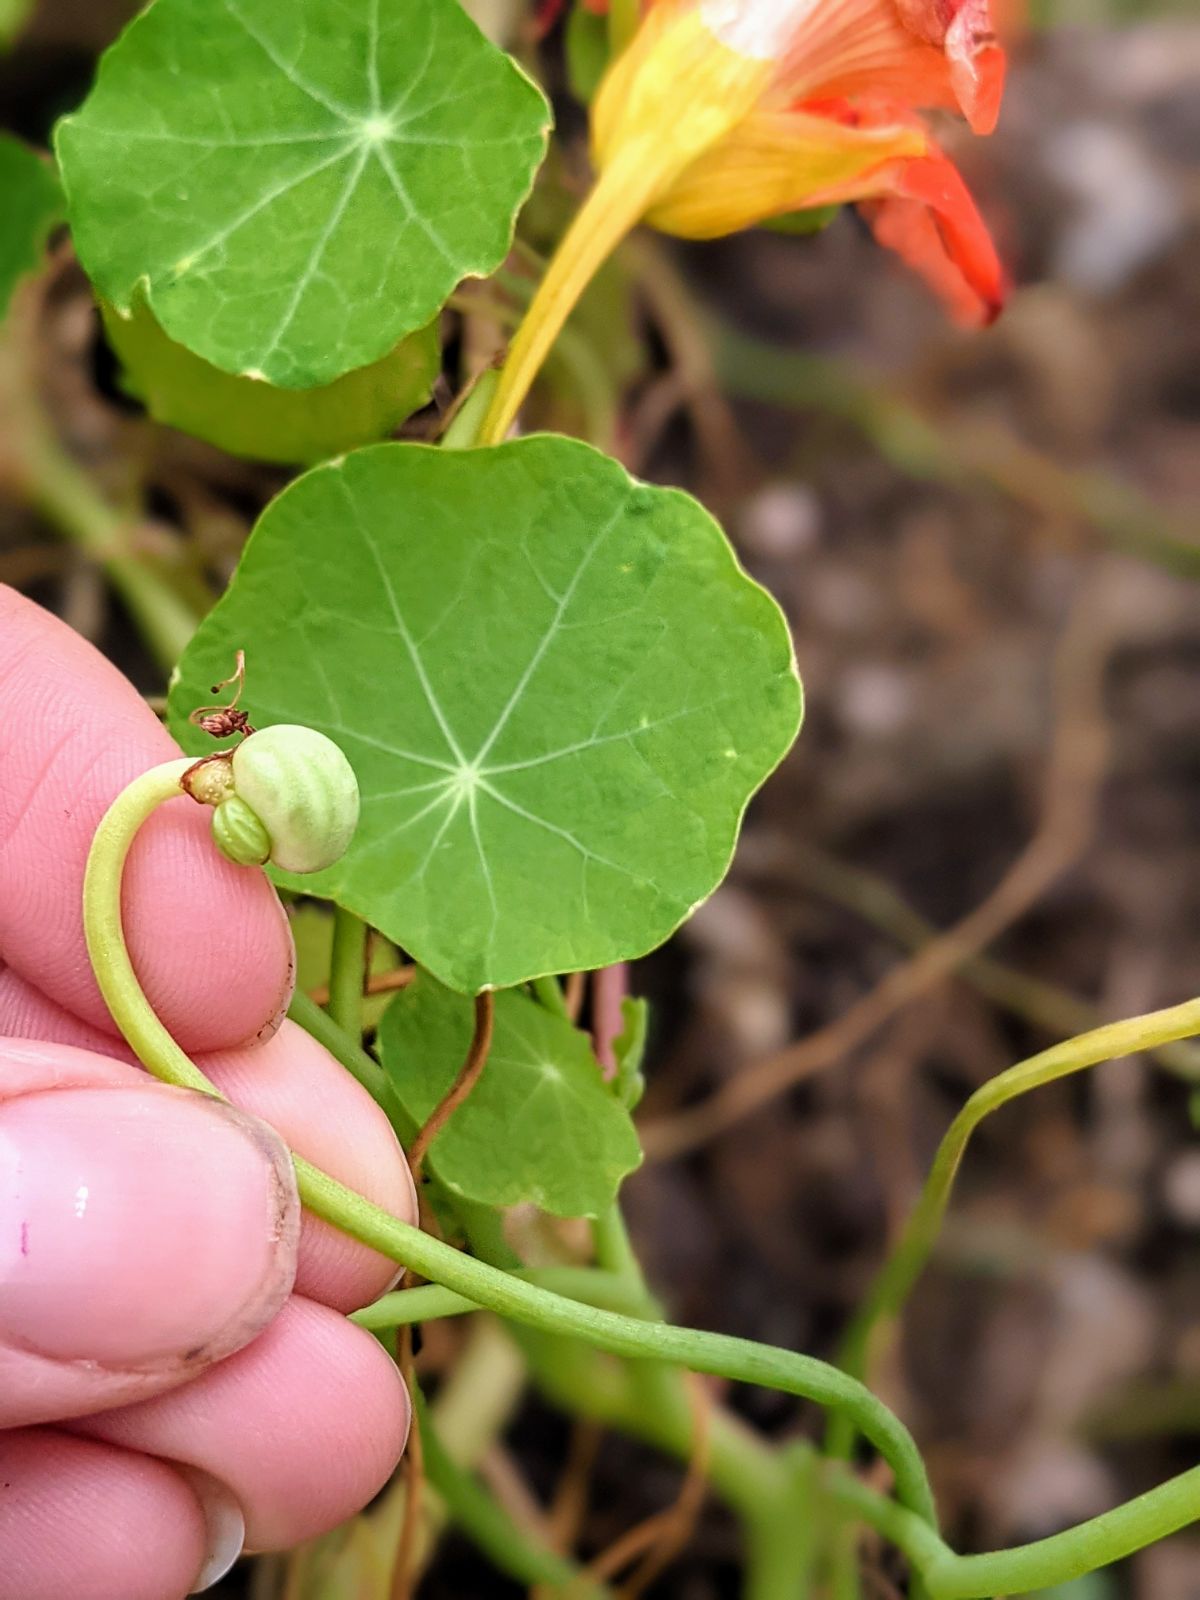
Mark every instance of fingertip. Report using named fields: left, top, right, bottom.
left=0, top=1427, right=210, bottom=1600
left=122, top=806, right=297, bottom=1051
left=0, top=1043, right=302, bottom=1427
left=78, top=1297, right=411, bottom=1551
left=202, top=1021, right=416, bottom=1312
left=0, top=589, right=295, bottom=1052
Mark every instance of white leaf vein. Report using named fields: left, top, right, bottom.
left=220, top=0, right=359, bottom=124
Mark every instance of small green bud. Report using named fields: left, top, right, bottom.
left=230, top=724, right=360, bottom=874
left=211, top=794, right=272, bottom=867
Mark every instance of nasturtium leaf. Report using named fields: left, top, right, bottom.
left=168, top=436, right=802, bottom=993
left=0, top=137, right=61, bottom=320
left=56, top=0, right=550, bottom=387
left=379, top=971, right=642, bottom=1216
left=101, top=297, right=438, bottom=464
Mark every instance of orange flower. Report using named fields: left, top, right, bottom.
left=482, top=0, right=1011, bottom=443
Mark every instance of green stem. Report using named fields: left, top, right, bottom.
left=82, top=759, right=222, bottom=1098
left=590, top=1200, right=686, bottom=1418
left=352, top=1266, right=653, bottom=1330
left=828, top=1463, right=1200, bottom=1598
left=326, top=905, right=367, bottom=1039
left=591, top=1202, right=644, bottom=1285
left=509, top=1310, right=824, bottom=1600
left=531, top=972, right=571, bottom=1020
left=742, top=1446, right=821, bottom=1600
left=462, top=1203, right=821, bottom=1600
left=450, top=287, right=619, bottom=452
left=417, top=1391, right=609, bottom=1598
left=506, top=1310, right=784, bottom=1533
left=297, top=1153, right=938, bottom=1526
left=84, top=763, right=1200, bottom=1598
left=439, top=368, right=500, bottom=451
left=286, top=987, right=390, bottom=1104
left=83, top=763, right=936, bottom=1527
left=827, top=994, right=1200, bottom=1459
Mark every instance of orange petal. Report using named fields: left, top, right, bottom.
left=646, top=106, right=927, bottom=238
left=945, top=3, right=1005, bottom=132
left=740, top=0, right=1006, bottom=133
left=892, top=0, right=1006, bottom=130
left=860, top=150, right=1008, bottom=324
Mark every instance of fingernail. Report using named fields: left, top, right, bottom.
left=183, top=1468, right=246, bottom=1593
left=0, top=1086, right=299, bottom=1367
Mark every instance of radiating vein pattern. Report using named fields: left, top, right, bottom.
left=380, top=976, right=643, bottom=1216
left=57, top=0, right=550, bottom=385
left=169, top=438, right=803, bottom=993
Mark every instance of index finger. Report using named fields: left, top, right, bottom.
left=0, top=587, right=294, bottom=1052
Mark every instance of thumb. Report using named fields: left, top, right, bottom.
left=0, top=1040, right=300, bottom=1427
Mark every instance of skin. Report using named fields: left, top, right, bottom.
left=0, top=586, right=418, bottom=1599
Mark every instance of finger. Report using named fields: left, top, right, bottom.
left=0, top=587, right=294, bottom=1053
left=76, top=1295, right=411, bottom=1552
left=203, top=1021, right=416, bottom=1312
left=0, top=1428, right=216, bottom=1600
left=0, top=962, right=120, bottom=1057
left=0, top=974, right=415, bottom=1313
left=0, top=1039, right=299, bottom=1427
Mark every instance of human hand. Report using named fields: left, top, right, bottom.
left=0, top=588, right=416, bottom=1600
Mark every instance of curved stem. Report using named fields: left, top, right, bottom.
left=82, top=758, right=220, bottom=1098
left=84, top=764, right=1200, bottom=1597
left=828, top=993, right=1200, bottom=1464
left=478, top=147, right=672, bottom=445
left=823, top=1001, right=1183, bottom=1595
left=295, top=1153, right=937, bottom=1526
left=82, top=763, right=937, bottom=1529
left=408, top=991, right=494, bottom=1175
left=828, top=1463, right=1200, bottom=1599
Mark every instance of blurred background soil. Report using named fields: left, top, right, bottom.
left=1, top=2, right=1197, bottom=1595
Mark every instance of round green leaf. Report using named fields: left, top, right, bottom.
left=379, top=972, right=642, bottom=1217
left=102, top=297, right=438, bottom=464
left=167, top=436, right=803, bottom=993
left=56, top=0, right=550, bottom=387
left=0, top=136, right=61, bottom=321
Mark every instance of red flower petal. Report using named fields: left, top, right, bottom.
left=860, top=150, right=1008, bottom=324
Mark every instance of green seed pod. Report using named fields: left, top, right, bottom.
left=230, top=724, right=360, bottom=874
left=211, top=794, right=272, bottom=867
